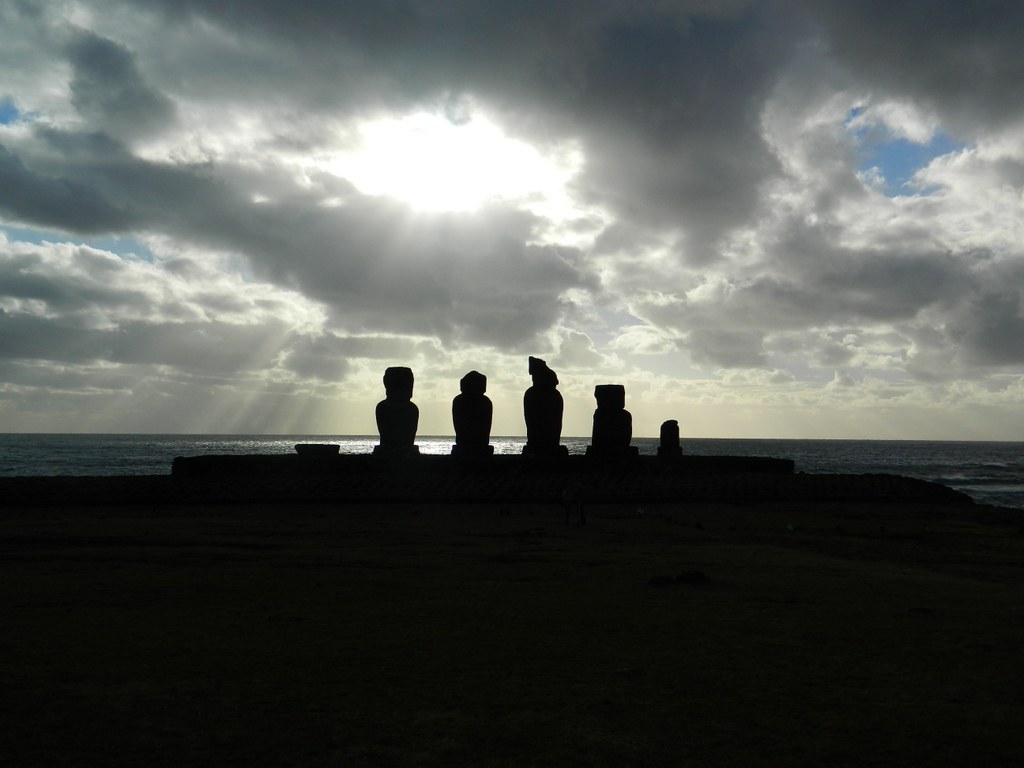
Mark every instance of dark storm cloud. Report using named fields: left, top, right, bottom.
left=566, top=9, right=800, bottom=261
left=242, top=199, right=590, bottom=346
left=798, top=0, right=1024, bottom=131
left=762, top=223, right=973, bottom=323
left=66, top=30, right=177, bottom=142
left=0, top=358, right=137, bottom=392
left=686, top=327, right=768, bottom=368
left=629, top=208, right=1006, bottom=373
left=0, top=310, right=104, bottom=363
left=0, top=310, right=288, bottom=374
left=638, top=251, right=970, bottom=372
left=0, top=144, right=134, bottom=233
left=280, top=334, right=442, bottom=382
left=953, top=292, right=1024, bottom=367
left=0, top=249, right=151, bottom=313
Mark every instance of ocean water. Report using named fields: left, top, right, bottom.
left=1, top=433, right=1022, bottom=509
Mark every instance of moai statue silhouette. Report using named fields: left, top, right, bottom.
left=658, top=419, right=683, bottom=458
left=523, top=356, right=567, bottom=457
left=374, top=366, right=419, bottom=456
left=586, top=384, right=638, bottom=459
left=452, top=370, right=494, bottom=457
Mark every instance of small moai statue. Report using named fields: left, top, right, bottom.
left=452, top=370, right=494, bottom=457
left=374, top=366, right=419, bottom=456
left=658, top=419, right=683, bottom=458
left=586, top=384, right=638, bottom=459
left=522, top=356, right=568, bottom=457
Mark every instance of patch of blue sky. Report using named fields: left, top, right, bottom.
left=1, top=225, right=156, bottom=263
left=846, top=107, right=965, bottom=197
left=0, top=97, right=19, bottom=124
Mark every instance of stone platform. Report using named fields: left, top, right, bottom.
left=170, top=452, right=796, bottom=479
left=0, top=452, right=973, bottom=507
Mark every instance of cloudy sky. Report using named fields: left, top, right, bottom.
left=2, top=0, right=1023, bottom=439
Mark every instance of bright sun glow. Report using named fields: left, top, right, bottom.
left=327, top=112, right=577, bottom=211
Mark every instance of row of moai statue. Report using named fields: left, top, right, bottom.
left=374, top=357, right=684, bottom=459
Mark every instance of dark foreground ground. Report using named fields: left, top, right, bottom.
left=2, top=498, right=1023, bottom=767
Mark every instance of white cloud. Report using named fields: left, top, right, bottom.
left=846, top=100, right=939, bottom=144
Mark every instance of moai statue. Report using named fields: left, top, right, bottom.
left=522, top=356, right=567, bottom=457
left=452, top=370, right=494, bottom=457
left=658, top=419, right=683, bottom=458
left=586, top=384, right=638, bottom=459
left=374, top=366, right=419, bottom=456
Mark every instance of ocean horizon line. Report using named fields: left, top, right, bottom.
left=1, top=432, right=1023, bottom=444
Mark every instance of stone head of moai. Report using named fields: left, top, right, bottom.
left=459, top=370, right=487, bottom=396
left=594, top=384, right=626, bottom=411
left=382, top=366, right=414, bottom=401
left=528, top=356, right=559, bottom=389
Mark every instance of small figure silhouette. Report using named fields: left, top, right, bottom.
left=374, top=366, right=419, bottom=456
left=562, top=480, right=586, bottom=525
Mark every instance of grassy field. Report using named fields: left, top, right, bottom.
left=2, top=499, right=1023, bottom=767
